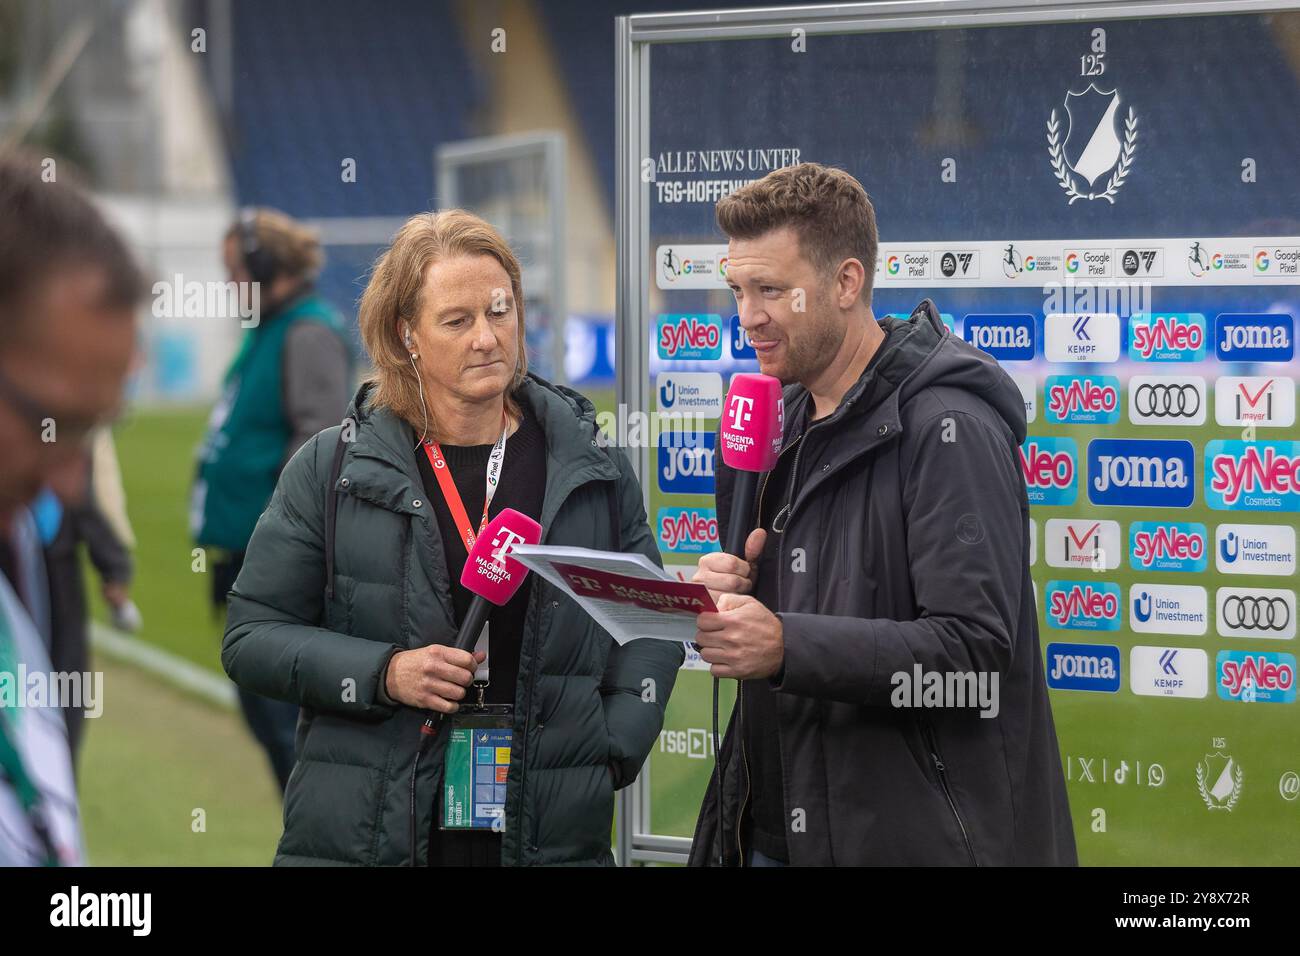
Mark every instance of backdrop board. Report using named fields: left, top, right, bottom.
left=615, top=0, right=1300, bottom=865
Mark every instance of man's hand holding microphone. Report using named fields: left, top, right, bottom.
left=692, top=374, right=787, bottom=681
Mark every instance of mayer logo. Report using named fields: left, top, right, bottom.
left=964, top=314, right=1035, bottom=360
left=1045, top=313, right=1120, bottom=362
left=1215, top=523, right=1296, bottom=576
left=1129, top=646, right=1208, bottom=699
left=1127, top=313, right=1206, bottom=362
left=1045, top=518, right=1121, bottom=570
left=1215, top=314, right=1293, bottom=362
left=1045, top=642, right=1121, bottom=692
left=1020, top=437, right=1078, bottom=506
left=1216, top=650, right=1297, bottom=704
left=729, top=315, right=756, bottom=360
left=657, top=431, right=716, bottom=495
left=656, top=314, right=722, bottom=360
left=1216, top=587, right=1296, bottom=641
left=1046, top=581, right=1122, bottom=631
left=1045, top=375, right=1120, bottom=425
left=1087, top=439, right=1195, bottom=508
left=1205, top=440, right=1300, bottom=512
left=1130, top=583, right=1208, bottom=636
left=1214, top=376, right=1296, bottom=428
left=656, top=507, right=719, bottom=554
left=1130, top=522, right=1208, bottom=573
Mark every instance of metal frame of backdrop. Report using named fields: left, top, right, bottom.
left=614, top=0, right=1300, bottom=866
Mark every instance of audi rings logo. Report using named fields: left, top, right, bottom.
left=1223, top=594, right=1291, bottom=631
left=1133, top=381, right=1202, bottom=419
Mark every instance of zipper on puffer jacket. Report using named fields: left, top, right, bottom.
left=921, top=718, right=978, bottom=866
left=512, top=581, right=545, bottom=864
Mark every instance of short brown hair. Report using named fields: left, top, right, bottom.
left=225, top=207, right=324, bottom=282
left=0, top=148, right=143, bottom=344
left=716, top=162, right=878, bottom=302
left=358, top=210, right=528, bottom=436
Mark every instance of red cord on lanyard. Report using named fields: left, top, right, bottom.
left=421, top=410, right=509, bottom=554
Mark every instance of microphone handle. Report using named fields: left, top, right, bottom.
left=454, top=595, right=492, bottom=653
left=725, top=469, right=761, bottom=557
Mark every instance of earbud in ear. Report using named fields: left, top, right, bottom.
left=403, top=325, right=413, bottom=349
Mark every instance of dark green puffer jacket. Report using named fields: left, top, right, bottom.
left=222, top=374, right=683, bottom=865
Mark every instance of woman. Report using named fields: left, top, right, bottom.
left=222, top=210, right=682, bottom=866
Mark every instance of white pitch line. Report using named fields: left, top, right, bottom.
left=89, top=622, right=237, bottom=710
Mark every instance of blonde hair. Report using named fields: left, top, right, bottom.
left=225, top=207, right=324, bottom=281
left=358, top=210, right=528, bottom=439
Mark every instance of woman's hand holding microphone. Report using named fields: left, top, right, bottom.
left=385, top=645, right=486, bottom=714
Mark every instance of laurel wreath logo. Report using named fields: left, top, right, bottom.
left=1196, top=760, right=1244, bottom=811
left=1047, top=106, right=1138, bottom=204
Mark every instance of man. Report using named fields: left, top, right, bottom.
left=0, top=149, right=142, bottom=864
left=689, top=163, right=1076, bottom=866
left=191, top=207, right=350, bottom=794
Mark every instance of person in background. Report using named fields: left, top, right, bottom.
left=0, top=149, right=142, bottom=865
left=40, top=427, right=140, bottom=763
left=192, top=207, right=352, bottom=795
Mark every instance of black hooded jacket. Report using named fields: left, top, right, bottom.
left=688, top=300, right=1077, bottom=866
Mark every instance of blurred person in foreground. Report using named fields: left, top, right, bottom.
left=0, top=149, right=142, bottom=865
left=688, top=163, right=1075, bottom=866
left=222, top=210, right=681, bottom=865
left=191, top=208, right=351, bottom=795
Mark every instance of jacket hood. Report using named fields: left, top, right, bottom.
left=794, top=298, right=1027, bottom=445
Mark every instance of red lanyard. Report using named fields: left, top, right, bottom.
left=421, top=411, right=509, bottom=554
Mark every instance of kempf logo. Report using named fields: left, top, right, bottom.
left=964, top=314, right=1036, bottom=361
left=655, top=314, right=722, bottom=360
left=1127, top=313, right=1207, bottom=362
left=1020, top=437, right=1078, bottom=506
left=1215, top=313, right=1293, bottom=362
left=1205, top=440, right=1300, bottom=512
left=1045, top=642, right=1121, bottom=692
left=1214, top=376, right=1295, bottom=428
left=1045, top=518, right=1120, bottom=570
left=1216, top=650, right=1296, bottom=704
left=1045, top=375, right=1120, bottom=425
left=1046, top=84, right=1138, bottom=204
left=1045, top=580, right=1121, bottom=631
left=1129, top=521, right=1208, bottom=573
left=1129, top=646, right=1208, bottom=699
left=1216, top=587, right=1296, bottom=640
left=1128, top=376, right=1206, bottom=427
left=1215, top=523, right=1296, bottom=575
left=1045, top=313, right=1120, bottom=362
left=1087, top=438, right=1195, bottom=508
left=657, top=431, right=716, bottom=495
left=1130, top=583, right=1207, bottom=636
left=656, top=507, right=719, bottom=554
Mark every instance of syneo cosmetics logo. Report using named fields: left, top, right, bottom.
left=655, top=314, right=722, bottom=360
left=1129, top=522, right=1208, bottom=573
left=1045, top=375, right=1120, bottom=424
left=1127, top=312, right=1206, bottom=362
left=1045, top=643, right=1121, bottom=692
left=1087, top=439, right=1195, bottom=508
left=1020, top=437, right=1078, bottom=506
left=1216, top=650, right=1296, bottom=704
left=1205, top=440, right=1300, bottom=512
left=656, top=507, right=719, bottom=554
left=1046, top=580, right=1121, bottom=631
